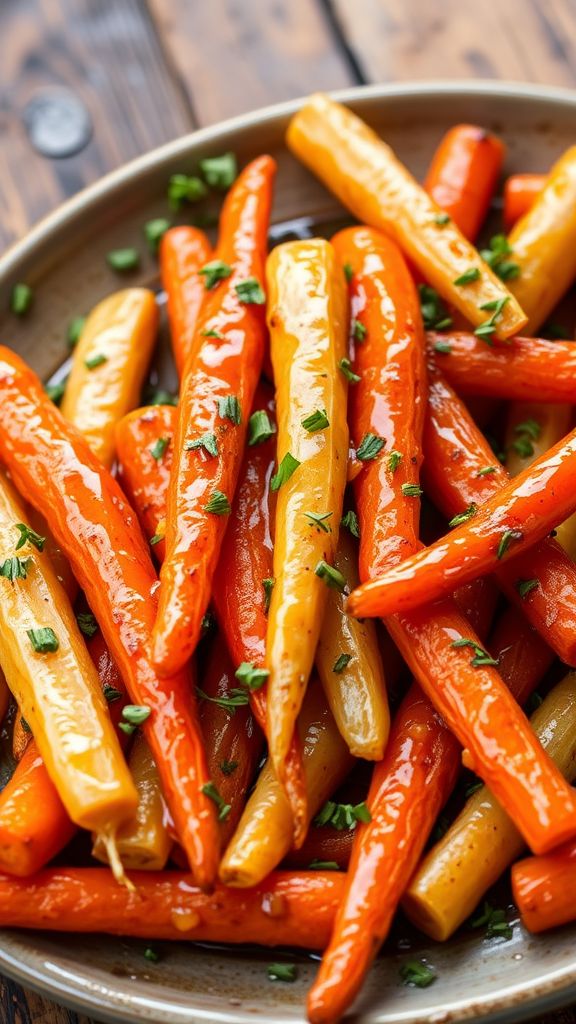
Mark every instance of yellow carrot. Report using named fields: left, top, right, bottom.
left=265, top=239, right=349, bottom=786
left=287, top=94, right=527, bottom=340
left=61, top=289, right=158, bottom=467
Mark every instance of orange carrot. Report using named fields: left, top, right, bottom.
left=512, top=842, right=576, bottom=933
left=429, top=331, right=576, bottom=403
left=0, top=868, right=344, bottom=948
left=0, top=348, right=219, bottom=888
left=423, top=369, right=576, bottom=664
left=153, top=155, right=276, bottom=677
left=160, top=226, right=212, bottom=378
left=424, top=124, right=504, bottom=240
left=349, top=424, right=576, bottom=625
left=503, top=173, right=546, bottom=230
left=116, top=404, right=176, bottom=560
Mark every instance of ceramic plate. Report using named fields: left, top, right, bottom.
left=0, top=81, right=575, bottom=1024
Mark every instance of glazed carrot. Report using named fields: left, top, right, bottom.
left=315, top=529, right=389, bottom=759
left=504, top=401, right=572, bottom=477
left=0, top=349, right=219, bottom=888
left=153, top=155, right=276, bottom=676
left=160, top=226, right=212, bottom=377
left=424, top=124, right=504, bottom=240
left=507, top=147, right=576, bottom=332
left=331, top=226, right=426, bottom=577
left=0, top=471, right=136, bottom=843
left=60, top=289, right=158, bottom=468
left=513, top=842, right=576, bottom=933
left=116, top=404, right=176, bottom=559
left=198, top=640, right=263, bottom=846
left=429, top=331, right=576, bottom=403
left=92, top=732, right=172, bottom=871
left=406, top=669, right=576, bottom=941
left=0, top=868, right=344, bottom=949
left=264, top=239, right=348, bottom=787
left=307, top=685, right=460, bottom=1024
left=219, top=681, right=353, bottom=888
left=287, top=95, right=527, bottom=340
left=503, top=173, right=546, bottom=230
left=349, top=423, right=576, bottom=622
left=423, top=370, right=576, bottom=664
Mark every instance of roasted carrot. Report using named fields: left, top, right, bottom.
left=116, top=404, right=176, bottom=560
left=423, top=370, right=576, bottom=664
left=429, top=331, right=576, bottom=403
left=219, top=680, right=353, bottom=888
left=198, top=640, right=263, bottom=845
left=503, top=173, right=546, bottom=231
left=153, top=155, right=276, bottom=677
left=0, top=867, right=344, bottom=949
left=287, top=95, right=527, bottom=340
left=507, top=147, right=576, bottom=332
left=60, top=289, right=158, bottom=468
left=424, top=124, right=504, bottom=240
left=264, top=239, right=348, bottom=788
left=307, top=685, right=459, bottom=1024
left=512, top=841, right=576, bottom=933
left=286, top=826, right=352, bottom=871
left=0, top=348, right=219, bottom=888
left=350, top=422, right=576, bottom=623
left=504, top=401, right=572, bottom=477
left=160, top=226, right=212, bottom=377
left=331, top=227, right=426, bottom=576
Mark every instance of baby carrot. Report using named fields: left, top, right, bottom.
left=264, top=239, right=349, bottom=787
left=115, top=404, right=176, bottom=559
left=512, top=841, right=576, bottom=933
left=153, top=155, right=276, bottom=677
left=429, top=330, right=576, bottom=403
left=61, top=289, right=158, bottom=468
left=503, top=173, right=546, bottom=230
left=0, top=868, right=344, bottom=949
left=0, top=348, right=219, bottom=888
left=424, top=124, right=504, bottom=240
left=287, top=94, right=527, bottom=340
left=160, top=226, right=212, bottom=377
left=423, top=370, right=576, bottom=665
left=349, top=424, right=576, bottom=622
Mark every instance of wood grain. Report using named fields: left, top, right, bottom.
left=330, top=0, right=576, bottom=85
left=0, top=0, right=193, bottom=251
left=147, top=0, right=358, bottom=125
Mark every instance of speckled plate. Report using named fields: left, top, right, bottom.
left=0, top=80, right=576, bottom=1024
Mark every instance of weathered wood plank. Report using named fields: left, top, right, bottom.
left=0, top=0, right=194, bottom=251
left=147, top=0, right=358, bottom=126
left=330, top=0, right=576, bottom=86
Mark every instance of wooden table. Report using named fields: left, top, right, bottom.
left=1, top=0, right=576, bottom=1019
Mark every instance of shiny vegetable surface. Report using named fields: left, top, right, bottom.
left=160, top=226, right=212, bottom=377
left=0, top=348, right=219, bottom=888
left=265, top=239, right=348, bottom=787
left=424, top=123, right=504, bottom=240
left=503, top=173, right=546, bottom=230
left=116, top=404, right=176, bottom=559
left=153, top=155, right=275, bottom=677
left=512, top=841, right=576, bottom=933
left=287, top=94, right=527, bottom=339
left=61, top=289, right=158, bottom=467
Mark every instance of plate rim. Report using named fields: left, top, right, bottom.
left=1, top=77, right=576, bottom=1024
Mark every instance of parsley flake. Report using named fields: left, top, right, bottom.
left=271, top=452, right=300, bottom=492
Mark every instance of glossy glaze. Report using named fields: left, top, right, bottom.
left=406, top=670, right=576, bottom=941
left=265, top=239, right=348, bottom=787
left=61, top=288, right=158, bottom=468
left=508, top=146, right=576, bottom=332
left=160, top=226, right=212, bottom=377
left=0, top=348, right=219, bottom=888
left=315, top=529, right=389, bottom=759
left=513, top=838, right=576, bottom=933
left=424, top=370, right=576, bottom=664
left=287, top=93, right=527, bottom=339
left=0, top=867, right=344, bottom=948
left=424, top=123, right=504, bottom=239
left=219, top=680, right=352, bottom=888
left=153, top=156, right=275, bottom=677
